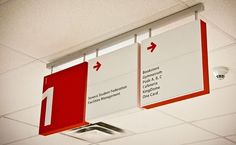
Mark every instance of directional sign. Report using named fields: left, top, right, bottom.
left=140, top=20, right=209, bottom=108
left=39, top=20, right=209, bottom=136
left=86, top=44, right=141, bottom=122
left=39, top=62, right=88, bottom=135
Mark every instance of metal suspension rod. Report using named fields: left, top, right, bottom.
left=148, top=28, right=152, bottom=38
left=195, top=10, right=199, bottom=20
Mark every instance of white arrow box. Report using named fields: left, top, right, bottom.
left=140, top=20, right=209, bottom=108
left=86, top=43, right=141, bottom=123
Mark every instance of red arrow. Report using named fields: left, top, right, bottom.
left=93, top=61, right=101, bottom=71
left=147, top=42, right=157, bottom=53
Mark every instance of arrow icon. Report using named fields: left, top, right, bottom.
left=93, top=61, right=101, bottom=71
left=147, top=42, right=157, bottom=53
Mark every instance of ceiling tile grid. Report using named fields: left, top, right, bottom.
left=208, top=44, right=236, bottom=90
left=180, top=0, right=236, bottom=39
left=104, top=109, right=183, bottom=133
left=193, top=113, right=236, bottom=136
left=0, top=0, right=236, bottom=145
left=185, top=138, right=236, bottom=145
left=6, top=134, right=90, bottom=145
left=206, top=23, right=235, bottom=51
left=156, top=85, right=236, bottom=122
left=0, top=117, right=38, bottom=145
left=97, top=124, right=217, bottom=145
left=0, top=44, right=34, bottom=74
left=41, top=2, right=187, bottom=62
left=0, top=61, right=50, bottom=116
left=5, top=105, right=40, bottom=127
left=227, top=135, right=236, bottom=143
left=0, top=0, right=183, bottom=60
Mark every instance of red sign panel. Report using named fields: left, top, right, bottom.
left=39, top=62, right=88, bottom=135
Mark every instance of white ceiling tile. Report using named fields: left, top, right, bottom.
left=0, top=0, right=183, bottom=59
left=193, top=114, right=236, bottom=136
left=0, top=61, right=50, bottom=116
left=44, top=2, right=187, bottom=62
left=0, top=44, right=34, bottom=74
left=209, top=43, right=236, bottom=68
left=208, top=43, right=236, bottom=89
left=206, top=23, right=235, bottom=51
left=187, top=138, right=236, bottom=145
left=227, top=135, right=236, bottom=143
left=5, top=105, right=40, bottom=127
left=157, top=85, right=236, bottom=122
left=104, top=109, right=183, bottom=133
left=7, top=134, right=89, bottom=145
left=0, top=117, right=38, bottom=145
left=181, top=0, right=236, bottom=39
left=99, top=124, right=216, bottom=145
left=208, top=67, right=236, bottom=91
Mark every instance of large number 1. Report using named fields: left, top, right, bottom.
left=42, top=87, right=54, bottom=126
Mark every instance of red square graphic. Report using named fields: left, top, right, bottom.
left=39, top=62, right=88, bottom=135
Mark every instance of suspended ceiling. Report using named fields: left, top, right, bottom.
left=0, top=0, right=236, bottom=145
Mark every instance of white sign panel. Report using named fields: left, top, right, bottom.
left=140, top=20, right=209, bottom=108
left=86, top=43, right=140, bottom=122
